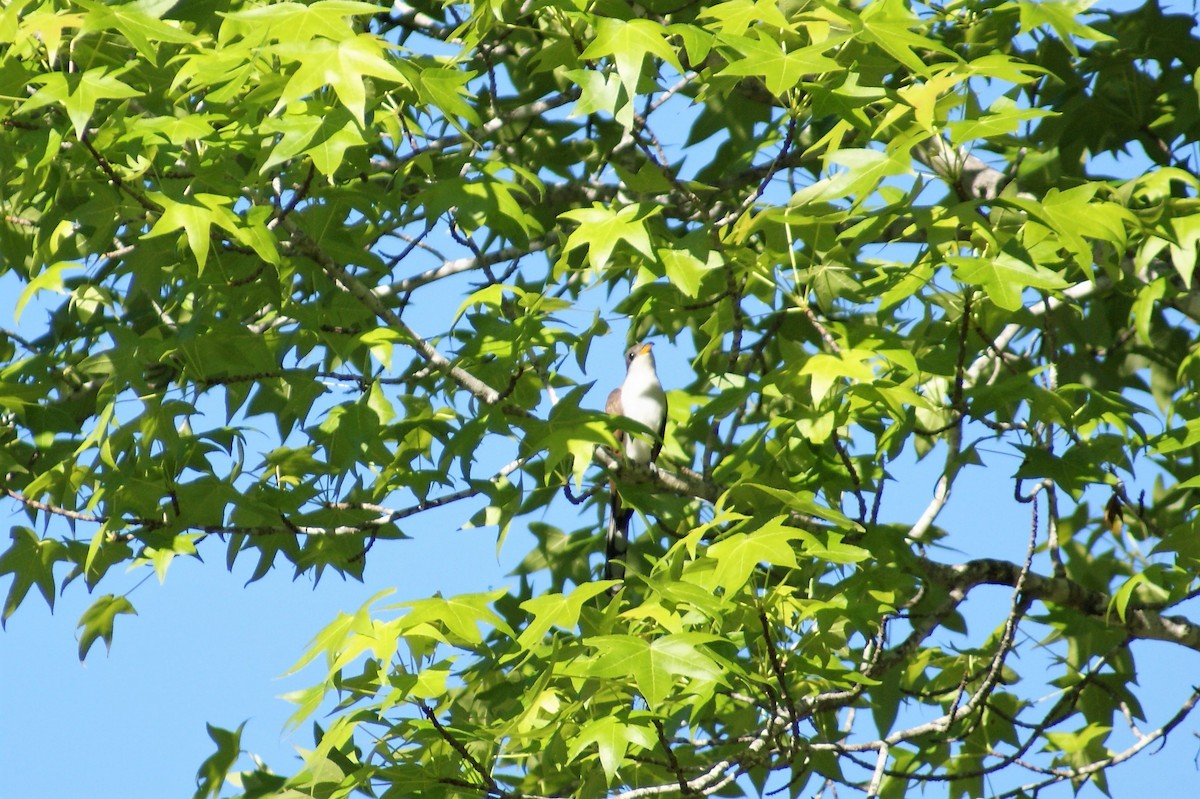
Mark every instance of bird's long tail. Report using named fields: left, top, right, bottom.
left=605, top=484, right=632, bottom=583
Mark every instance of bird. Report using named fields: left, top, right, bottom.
left=604, top=341, right=667, bottom=584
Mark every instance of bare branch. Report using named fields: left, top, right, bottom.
left=653, top=719, right=694, bottom=797
left=374, top=89, right=582, bottom=174
left=965, top=280, right=1103, bottom=386
left=378, top=239, right=553, bottom=298
left=282, top=219, right=511, bottom=408
left=2, top=488, right=105, bottom=524
left=907, top=423, right=962, bottom=542
left=866, top=743, right=888, bottom=798
left=992, top=687, right=1200, bottom=798
left=918, top=556, right=1200, bottom=652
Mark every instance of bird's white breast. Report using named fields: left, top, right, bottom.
left=621, top=358, right=666, bottom=464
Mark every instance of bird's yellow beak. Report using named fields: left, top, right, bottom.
left=639, top=343, right=654, bottom=355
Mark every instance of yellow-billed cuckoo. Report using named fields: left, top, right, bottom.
left=604, top=342, right=667, bottom=583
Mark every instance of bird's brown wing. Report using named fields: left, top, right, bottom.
left=604, top=386, right=624, bottom=422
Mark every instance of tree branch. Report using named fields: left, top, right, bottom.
left=912, top=136, right=1012, bottom=202
left=419, top=702, right=502, bottom=795
left=282, top=219, right=511, bottom=408
left=378, top=239, right=553, bottom=299
left=992, top=686, right=1200, bottom=798
left=917, top=556, right=1200, bottom=652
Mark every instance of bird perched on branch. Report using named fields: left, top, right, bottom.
left=604, top=341, right=667, bottom=585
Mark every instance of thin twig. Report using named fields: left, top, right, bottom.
left=758, top=607, right=801, bottom=745
left=418, top=702, right=502, bottom=795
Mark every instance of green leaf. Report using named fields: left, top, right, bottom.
left=1043, top=723, right=1112, bottom=768
left=717, top=30, right=844, bottom=96
left=948, top=253, right=1068, bottom=311
left=413, top=65, right=480, bottom=129
left=15, top=261, right=80, bottom=322
left=77, top=594, right=138, bottom=661
left=567, top=715, right=653, bottom=783
left=581, top=18, right=682, bottom=126
left=0, top=526, right=66, bottom=625
left=193, top=722, right=245, bottom=799
left=141, top=533, right=200, bottom=584
left=668, top=23, right=714, bottom=66
left=579, top=632, right=728, bottom=708
left=1165, top=212, right=1200, bottom=286
left=858, top=4, right=958, bottom=77
left=565, top=68, right=623, bottom=118
left=700, top=0, right=791, bottom=36
left=804, top=531, right=871, bottom=565
left=789, top=147, right=911, bottom=207
left=274, top=35, right=409, bottom=125
left=1019, top=1, right=1115, bottom=54
left=737, top=483, right=857, bottom=529
left=1130, top=277, right=1166, bottom=346
left=76, top=0, right=195, bottom=58
left=220, top=1, right=383, bottom=44
left=706, top=516, right=804, bottom=593
left=393, top=588, right=514, bottom=645
left=1007, top=185, right=1137, bottom=278
left=1152, top=419, right=1200, bottom=455
left=799, top=349, right=879, bottom=403
left=659, top=247, right=718, bottom=298
left=517, top=582, right=612, bottom=649
left=949, top=97, right=1055, bottom=144
left=143, top=193, right=238, bottom=272
left=1108, top=572, right=1147, bottom=623
left=285, top=588, right=395, bottom=677
left=560, top=204, right=658, bottom=271
left=307, top=116, right=369, bottom=176
left=21, top=67, right=142, bottom=139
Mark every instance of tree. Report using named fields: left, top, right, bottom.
left=2, top=0, right=1200, bottom=796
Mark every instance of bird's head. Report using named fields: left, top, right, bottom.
left=625, top=341, right=654, bottom=370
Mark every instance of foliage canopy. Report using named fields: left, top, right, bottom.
left=3, top=0, right=1200, bottom=797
